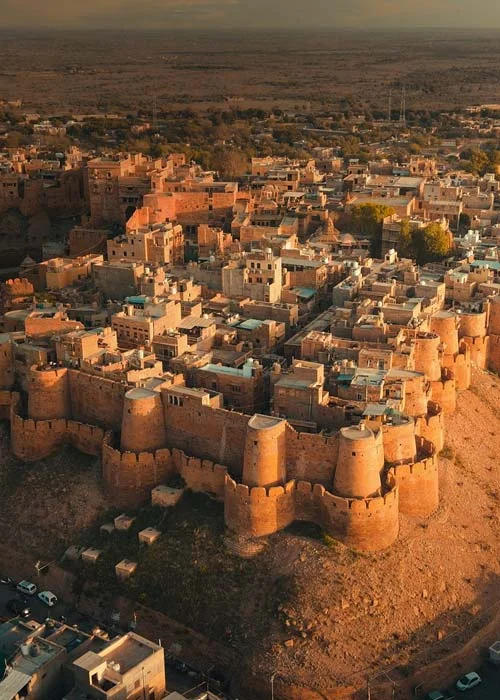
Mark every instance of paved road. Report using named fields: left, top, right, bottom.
left=0, top=581, right=496, bottom=698
left=0, top=580, right=223, bottom=696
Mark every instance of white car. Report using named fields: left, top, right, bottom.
left=37, top=590, right=57, bottom=607
left=456, top=671, right=481, bottom=692
left=16, top=580, right=37, bottom=596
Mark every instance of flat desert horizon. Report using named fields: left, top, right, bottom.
left=2, top=28, right=500, bottom=114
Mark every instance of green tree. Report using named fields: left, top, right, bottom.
left=412, top=222, right=451, bottom=264
left=211, top=147, right=248, bottom=179
left=397, top=219, right=413, bottom=257
left=347, top=203, right=395, bottom=256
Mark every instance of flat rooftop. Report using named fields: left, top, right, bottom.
left=100, top=633, right=159, bottom=674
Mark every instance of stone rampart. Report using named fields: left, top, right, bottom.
left=459, top=311, right=487, bottom=339
left=415, top=402, right=444, bottom=453
left=66, top=421, right=105, bottom=456
left=28, top=366, right=70, bottom=421
left=0, top=390, right=13, bottom=421
left=224, top=476, right=296, bottom=537
left=284, top=427, right=338, bottom=485
left=102, top=435, right=174, bottom=507
left=462, top=334, right=488, bottom=370
left=488, top=333, right=500, bottom=374
left=381, top=418, right=417, bottom=466
left=0, top=337, right=14, bottom=390
left=11, top=412, right=67, bottom=461
left=10, top=401, right=105, bottom=461
left=68, top=370, right=126, bottom=431
left=164, top=401, right=249, bottom=474
left=441, top=343, right=471, bottom=391
left=319, top=482, right=399, bottom=551
left=224, top=475, right=399, bottom=552
left=173, top=449, right=227, bottom=499
left=392, top=454, right=439, bottom=518
left=430, top=369, right=456, bottom=414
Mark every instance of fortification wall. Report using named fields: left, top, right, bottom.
left=415, top=402, right=444, bottom=453
left=413, top=333, right=442, bottom=382
left=403, top=374, right=430, bottom=418
left=11, top=412, right=67, bottom=461
left=284, top=427, right=338, bottom=486
left=334, top=425, right=384, bottom=498
left=224, top=477, right=296, bottom=537
left=120, top=390, right=166, bottom=453
left=430, top=312, right=459, bottom=356
left=68, top=370, right=126, bottom=431
left=487, top=296, right=500, bottom=336
left=381, top=419, right=417, bottom=465
left=319, top=484, right=400, bottom=552
left=164, top=402, right=249, bottom=475
left=224, top=476, right=400, bottom=551
left=441, top=346, right=471, bottom=391
left=28, top=366, right=70, bottom=421
left=392, top=454, right=439, bottom=518
left=0, top=338, right=14, bottom=390
left=462, top=335, right=488, bottom=370
left=488, top=334, right=500, bottom=374
left=0, top=390, right=12, bottom=421
left=11, top=397, right=105, bottom=461
left=173, top=449, right=227, bottom=499
left=66, top=421, right=105, bottom=456
left=102, top=436, right=174, bottom=507
left=459, top=312, right=487, bottom=339
left=430, top=371, right=456, bottom=414
left=242, top=416, right=287, bottom=488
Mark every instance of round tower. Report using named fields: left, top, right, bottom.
left=28, top=365, right=70, bottom=421
left=382, top=416, right=417, bottom=466
left=412, top=333, right=442, bottom=381
left=459, top=311, right=487, bottom=339
left=430, top=311, right=459, bottom=356
left=403, top=373, right=431, bottom=418
left=242, top=415, right=286, bottom=488
left=488, top=296, right=500, bottom=336
left=120, top=388, right=166, bottom=453
left=0, top=335, right=15, bottom=390
left=334, top=424, right=384, bottom=499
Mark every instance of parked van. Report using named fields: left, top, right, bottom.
left=16, top=580, right=37, bottom=596
left=38, top=590, right=57, bottom=607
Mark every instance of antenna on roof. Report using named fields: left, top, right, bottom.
left=400, top=86, right=406, bottom=128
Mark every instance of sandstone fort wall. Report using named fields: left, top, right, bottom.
left=163, top=402, right=249, bottom=474
left=102, top=436, right=174, bottom=507
left=68, top=370, right=126, bottom=431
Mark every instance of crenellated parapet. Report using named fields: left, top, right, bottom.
left=430, top=368, right=456, bottom=414
left=28, top=365, right=71, bottom=421
left=391, top=436, right=439, bottom=517
left=10, top=393, right=104, bottom=461
left=0, top=335, right=15, bottom=390
left=224, top=474, right=400, bottom=552
left=415, top=401, right=444, bottom=453
left=102, top=433, right=174, bottom=507
left=172, top=448, right=227, bottom=498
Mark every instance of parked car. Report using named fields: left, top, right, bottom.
left=16, top=580, right=37, bottom=596
left=6, top=599, right=30, bottom=618
left=38, top=590, right=57, bottom=607
left=456, top=672, right=481, bottom=692
left=0, top=576, right=15, bottom=587
left=425, top=692, right=447, bottom=700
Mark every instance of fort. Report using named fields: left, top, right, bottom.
left=0, top=301, right=493, bottom=553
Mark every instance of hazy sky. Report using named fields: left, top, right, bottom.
left=1, top=0, right=500, bottom=30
